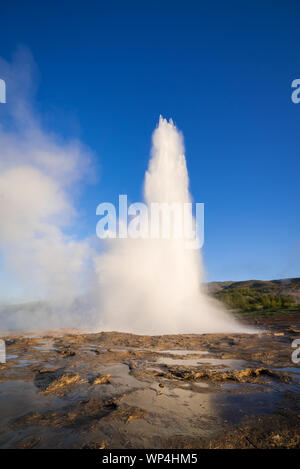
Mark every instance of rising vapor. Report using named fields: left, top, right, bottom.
left=95, top=117, right=253, bottom=334
left=0, top=48, right=96, bottom=330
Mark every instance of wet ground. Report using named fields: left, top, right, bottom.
left=0, top=314, right=299, bottom=449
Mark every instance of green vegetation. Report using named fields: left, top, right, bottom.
left=214, top=287, right=296, bottom=312
left=232, top=306, right=300, bottom=318
left=208, top=278, right=300, bottom=316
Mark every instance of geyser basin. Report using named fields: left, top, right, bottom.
left=96, top=117, right=254, bottom=334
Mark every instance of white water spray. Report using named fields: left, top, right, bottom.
left=95, top=117, right=252, bottom=334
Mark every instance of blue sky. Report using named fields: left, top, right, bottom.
left=0, top=0, right=299, bottom=282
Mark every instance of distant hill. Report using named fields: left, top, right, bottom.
left=207, top=277, right=300, bottom=314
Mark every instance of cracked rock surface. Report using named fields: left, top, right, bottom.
left=0, top=314, right=299, bottom=448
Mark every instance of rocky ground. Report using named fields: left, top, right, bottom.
left=0, top=314, right=299, bottom=449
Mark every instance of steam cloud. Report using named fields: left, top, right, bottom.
left=0, top=49, right=253, bottom=334
left=0, top=48, right=95, bottom=330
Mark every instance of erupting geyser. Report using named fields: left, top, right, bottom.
left=96, top=117, right=252, bottom=334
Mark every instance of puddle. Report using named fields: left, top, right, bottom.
left=217, top=391, right=280, bottom=424
left=14, top=359, right=35, bottom=367
left=155, top=356, right=246, bottom=369
left=78, top=347, right=102, bottom=353
left=193, top=382, right=210, bottom=388
left=109, top=348, right=209, bottom=357
left=0, top=380, right=65, bottom=448
left=181, top=382, right=210, bottom=389
left=146, top=367, right=164, bottom=374
left=273, top=367, right=300, bottom=385
left=102, top=363, right=145, bottom=388
left=155, top=357, right=206, bottom=366
left=123, top=386, right=216, bottom=438
left=196, top=358, right=247, bottom=370
left=32, top=340, right=54, bottom=352
left=273, top=367, right=300, bottom=374
left=155, top=349, right=209, bottom=356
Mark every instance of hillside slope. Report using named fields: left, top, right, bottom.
left=207, top=277, right=300, bottom=314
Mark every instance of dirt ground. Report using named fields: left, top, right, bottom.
left=0, top=314, right=299, bottom=449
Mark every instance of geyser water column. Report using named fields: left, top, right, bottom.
left=95, top=117, right=252, bottom=334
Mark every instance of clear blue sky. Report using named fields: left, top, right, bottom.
left=0, top=0, right=299, bottom=282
